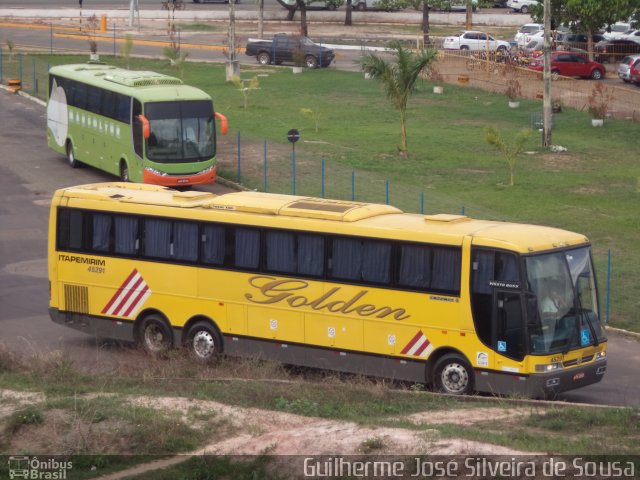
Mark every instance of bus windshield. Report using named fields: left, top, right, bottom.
left=145, top=100, right=214, bottom=163
left=526, top=247, right=605, bottom=355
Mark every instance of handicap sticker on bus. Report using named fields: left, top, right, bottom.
left=581, top=329, right=591, bottom=346
left=497, top=341, right=507, bottom=352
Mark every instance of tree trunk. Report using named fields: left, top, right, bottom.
left=296, top=0, right=308, bottom=37
left=345, top=0, right=352, bottom=26
left=422, top=1, right=430, bottom=47
left=399, top=109, right=408, bottom=155
left=465, top=0, right=472, bottom=30
left=258, top=0, right=264, bottom=39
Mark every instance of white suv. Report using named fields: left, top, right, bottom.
left=507, top=0, right=538, bottom=14
left=443, top=31, right=511, bottom=51
left=514, top=23, right=543, bottom=46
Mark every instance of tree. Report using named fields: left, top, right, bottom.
left=530, top=0, right=637, bottom=59
left=359, top=41, right=438, bottom=156
left=485, top=127, right=531, bottom=187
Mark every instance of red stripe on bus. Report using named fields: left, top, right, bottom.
left=122, top=285, right=149, bottom=317
left=101, top=269, right=138, bottom=314
left=413, top=338, right=432, bottom=357
left=113, top=276, right=145, bottom=316
left=400, top=330, right=423, bottom=354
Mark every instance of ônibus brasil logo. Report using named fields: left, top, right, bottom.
left=8, top=456, right=72, bottom=479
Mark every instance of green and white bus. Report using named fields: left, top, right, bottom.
left=47, top=63, right=228, bottom=186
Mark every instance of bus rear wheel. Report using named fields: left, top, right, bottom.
left=67, top=142, right=80, bottom=168
left=139, top=314, right=172, bottom=356
left=184, top=321, right=222, bottom=362
left=433, top=353, right=473, bottom=395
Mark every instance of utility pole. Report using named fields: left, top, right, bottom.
left=542, top=0, right=552, bottom=147
left=226, top=0, right=240, bottom=81
left=129, top=0, right=140, bottom=29
left=465, top=0, right=472, bottom=30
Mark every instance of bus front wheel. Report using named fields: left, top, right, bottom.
left=184, top=321, right=222, bottom=362
left=119, top=161, right=130, bottom=182
left=433, top=353, right=473, bottom=395
left=138, top=314, right=173, bottom=356
left=66, top=142, right=80, bottom=168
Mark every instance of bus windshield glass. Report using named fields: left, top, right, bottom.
left=145, top=100, right=214, bottom=163
left=526, top=247, right=605, bottom=355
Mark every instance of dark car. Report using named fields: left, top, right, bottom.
left=556, top=33, right=605, bottom=51
left=594, top=39, right=640, bottom=63
left=528, top=51, right=606, bottom=80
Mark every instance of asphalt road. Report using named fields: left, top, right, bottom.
left=0, top=87, right=638, bottom=407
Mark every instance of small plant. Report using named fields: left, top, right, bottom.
left=301, top=107, right=321, bottom=133
left=485, top=126, right=532, bottom=187
left=6, top=39, right=15, bottom=61
left=427, top=64, right=444, bottom=84
left=505, top=77, right=521, bottom=101
left=8, top=405, right=44, bottom=432
left=231, top=75, right=260, bottom=109
left=292, top=45, right=306, bottom=68
left=359, top=436, right=385, bottom=453
left=587, top=82, right=613, bottom=120
left=119, top=34, right=134, bottom=69
left=88, top=40, right=98, bottom=54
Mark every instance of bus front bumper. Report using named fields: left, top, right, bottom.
left=143, top=166, right=216, bottom=187
left=475, top=360, right=607, bottom=398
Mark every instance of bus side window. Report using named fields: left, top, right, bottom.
left=114, top=215, right=139, bottom=255
left=92, top=213, right=113, bottom=252
left=234, top=228, right=260, bottom=270
left=397, top=244, right=432, bottom=289
left=202, top=224, right=226, bottom=265
left=173, top=221, right=198, bottom=262
left=144, top=218, right=171, bottom=259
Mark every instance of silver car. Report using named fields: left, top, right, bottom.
left=618, top=55, right=640, bottom=83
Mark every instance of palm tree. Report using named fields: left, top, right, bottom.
left=359, top=41, right=437, bottom=156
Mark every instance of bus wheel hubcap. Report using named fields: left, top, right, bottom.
left=145, top=325, right=165, bottom=351
left=193, top=331, right=215, bottom=358
left=441, top=363, right=468, bottom=393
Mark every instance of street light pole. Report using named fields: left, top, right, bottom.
left=543, top=0, right=552, bottom=147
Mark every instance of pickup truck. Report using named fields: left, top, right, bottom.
left=245, top=34, right=335, bottom=69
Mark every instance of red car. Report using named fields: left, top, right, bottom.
left=631, top=62, right=640, bottom=85
left=528, top=51, right=606, bottom=80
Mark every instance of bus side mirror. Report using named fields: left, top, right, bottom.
left=214, top=112, right=228, bottom=136
left=137, top=114, right=150, bottom=139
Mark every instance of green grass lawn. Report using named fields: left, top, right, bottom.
left=8, top=53, right=640, bottom=331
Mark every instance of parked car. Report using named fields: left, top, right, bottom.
left=621, top=30, right=640, bottom=44
left=528, top=51, right=606, bottom=79
left=556, top=32, right=605, bottom=51
left=594, top=39, right=640, bottom=63
left=245, top=34, right=335, bottom=68
left=506, top=0, right=538, bottom=14
left=630, top=61, right=640, bottom=84
left=443, top=31, right=510, bottom=51
left=524, top=37, right=544, bottom=54
left=603, top=22, right=632, bottom=40
left=517, top=29, right=544, bottom=47
left=514, top=23, right=543, bottom=46
left=618, top=55, right=640, bottom=83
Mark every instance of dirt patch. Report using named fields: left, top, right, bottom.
left=541, top=152, right=585, bottom=171
left=402, top=406, right=529, bottom=426
left=127, top=395, right=537, bottom=456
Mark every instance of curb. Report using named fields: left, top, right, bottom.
left=606, top=326, right=640, bottom=340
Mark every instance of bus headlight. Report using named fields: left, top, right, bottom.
left=535, top=362, right=563, bottom=372
left=595, top=351, right=606, bottom=361
left=145, top=167, right=168, bottom=177
left=198, top=166, right=214, bottom=175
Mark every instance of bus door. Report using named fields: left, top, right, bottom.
left=493, top=289, right=526, bottom=361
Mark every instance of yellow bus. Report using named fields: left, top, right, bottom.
left=48, top=182, right=607, bottom=397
